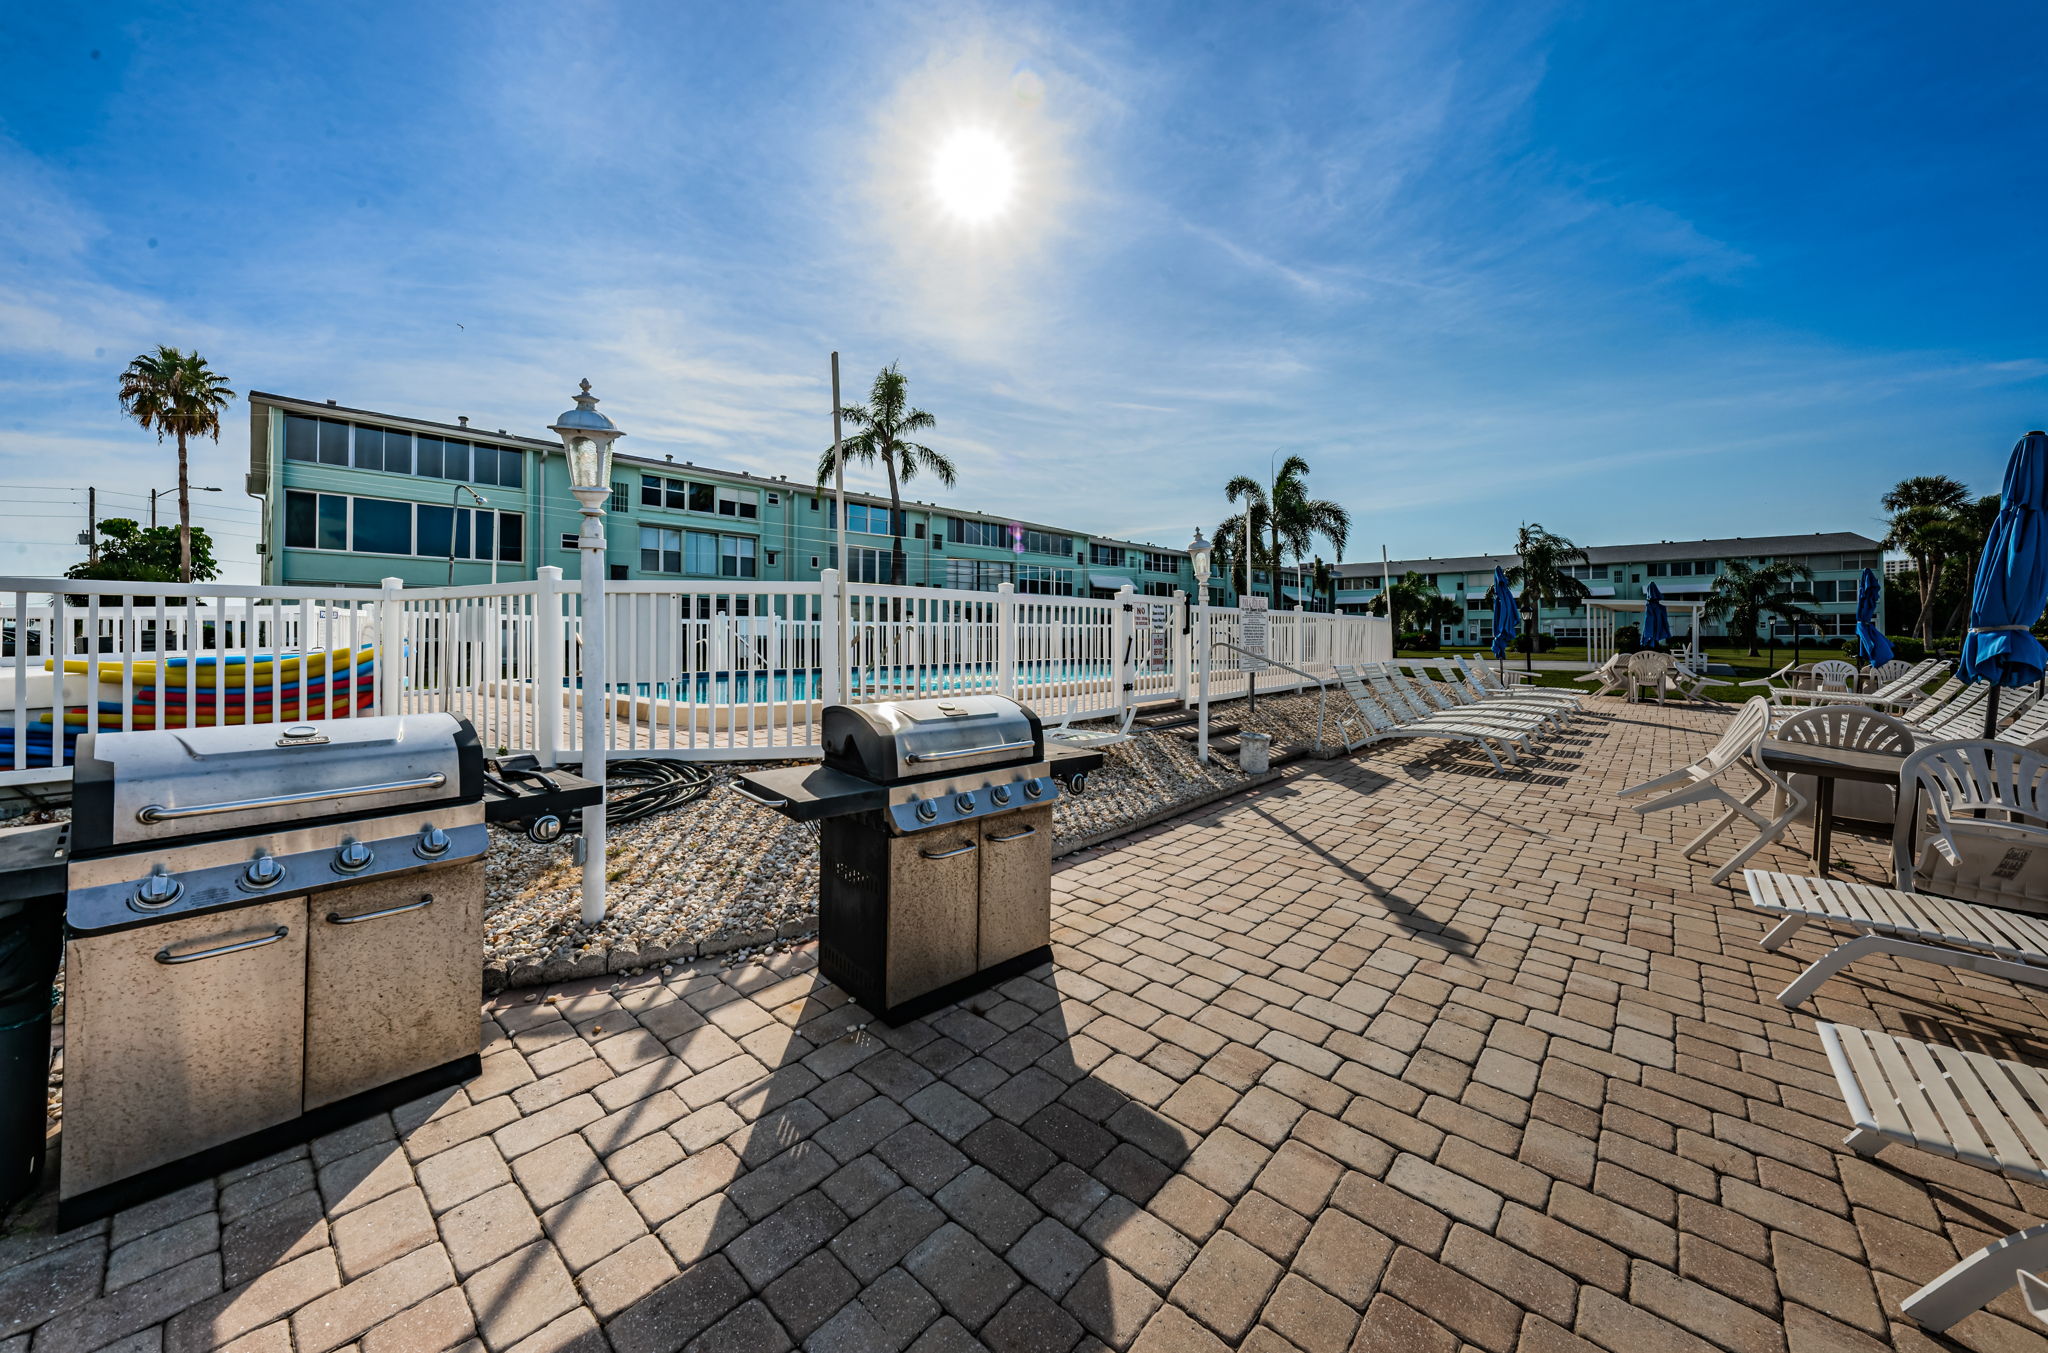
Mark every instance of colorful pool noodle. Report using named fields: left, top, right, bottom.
left=52, top=645, right=375, bottom=689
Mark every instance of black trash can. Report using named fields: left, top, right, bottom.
left=0, top=824, right=65, bottom=1209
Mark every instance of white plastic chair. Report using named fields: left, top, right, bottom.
left=1625, top=650, right=1676, bottom=705
left=1898, top=740, right=2048, bottom=897
left=1574, top=654, right=1627, bottom=698
left=1809, top=659, right=1859, bottom=693
left=1616, top=696, right=1806, bottom=883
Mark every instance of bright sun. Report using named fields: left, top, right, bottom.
left=929, top=128, right=1016, bottom=222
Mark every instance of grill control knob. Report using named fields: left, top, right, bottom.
left=991, top=784, right=1012, bottom=805
left=955, top=792, right=977, bottom=813
left=133, top=866, right=182, bottom=910
left=414, top=825, right=452, bottom=859
left=1023, top=778, right=1046, bottom=799
left=914, top=799, right=938, bottom=822
left=242, top=852, right=285, bottom=890
left=333, top=840, right=375, bottom=874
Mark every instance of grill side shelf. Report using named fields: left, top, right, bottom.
left=733, top=766, right=888, bottom=822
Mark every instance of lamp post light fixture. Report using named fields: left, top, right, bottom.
left=447, top=484, right=489, bottom=588
left=1188, top=529, right=1213, bottom=763
left=550, top=379, right=624, bottom=926
left=149, top=484, right=221, bottom=529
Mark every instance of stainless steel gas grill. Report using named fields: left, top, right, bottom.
left=60, top=713, right=489, bottom=1225
left=736, top=696, right=1103, bottom=1023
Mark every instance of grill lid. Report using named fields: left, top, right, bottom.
left=70, top=713, right=485, bottom=855
left=822, top=696, right=1043, bottom=785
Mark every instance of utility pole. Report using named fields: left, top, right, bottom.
left=87, top=487, right=98, bottom=565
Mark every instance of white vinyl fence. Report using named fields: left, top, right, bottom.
left=0, top=570, right=1390, bottom=776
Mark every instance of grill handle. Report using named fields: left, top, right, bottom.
left=920, top=842, right=979, bottom=859
left=156, top=926, right=289, bottom=965
left=136, top=774, right=449, bottom=824
left=328, top=894, right=434, bottom=926
left=731, top=784, right=791, bottom=809
left=904, top=739, right=1036, bottom=765
left=986, top=825, right=1038, bottom=843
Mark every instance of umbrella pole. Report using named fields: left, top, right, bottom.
left=1985, top=685, right=2001, bottom=741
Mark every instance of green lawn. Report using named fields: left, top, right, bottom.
left=1390, top=643, right=1886, bottom=698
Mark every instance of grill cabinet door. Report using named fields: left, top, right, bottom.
left=63, top=898, right=309, bottom=1200
left=884, top=825, right=981, bottom=1009
left=303, top=864, right=483, bottom=1110
left=977, top=806, right=1053, bottom=968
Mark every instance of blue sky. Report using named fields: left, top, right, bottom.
left=1, top=0, right=2042, bottom=582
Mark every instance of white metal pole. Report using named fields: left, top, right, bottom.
left=576, top=493, right=608, bottom=925
left=535, top=566, right=564, bottom=767
left=1196, top=597, right=1211, bottom=762
left=831, top=352, right=849, bottom=701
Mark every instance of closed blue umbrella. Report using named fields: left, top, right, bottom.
left=1854, top=568, right=1893, bottom=669
left=1961, top=430, right=2048, bottom=738
left=1491, top=566, right=1520, bottom=668
left=1641, top=583, right=1672, bottom=650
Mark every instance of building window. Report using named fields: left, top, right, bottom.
left=284, top=490, right=522, bottom=562
left=1016, top=565, right=1073, bottom=595
left=610, top=482, right=630, bottom=513
left=947, top=559, right=1013, bottom=591
left=640, top=526, right=683, bottom=574
left=1090, top=543, right=1123, bottom=567
left=687, top=532, right=718, bottom=574
left=846, top=547, right=889, bottom=583
left=1564, top=564, right=1605, bottom=580
left=716, top=487, right=759, bottom=520
left=720, top=535, right=757, bottom=577
left=1143, top=551, right=1179, bottom=574
left=561, top=533, right=581, bottom=552
left=1142, top=581, right=1178, bottom=597
left=1020, top=529, right=1070, bottom=557
left=949, top=518, right=1009, bottom=549
left=834, top=502, right=898, bottom=535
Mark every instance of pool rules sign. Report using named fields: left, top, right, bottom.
left=1239, top=597, right=1270, bottom=671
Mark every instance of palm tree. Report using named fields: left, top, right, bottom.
left=1939, top=492, right=2002, bottom=637
left=1881, top=474, right=1973, bottom=646
left=1368, top=571, right=1460, bottom=641
left=817, top=364, right=956, bottom=586
left=1267, top=456, right=1350, bottom=609
left=1503, top=524, right=1591, bottom=671
left=1217, top=476, right=1274, bottom=600
left=1704, top=558, right=1817, bottom=655
left=118, top=347, right=236, bottom=583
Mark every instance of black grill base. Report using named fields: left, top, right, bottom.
left=856, top=944, right=1054, bottom=1026
left=55, top=1053, right=480, bottom=1230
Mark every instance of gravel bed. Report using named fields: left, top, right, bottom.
left=482, top=689, right=1346, bottom=988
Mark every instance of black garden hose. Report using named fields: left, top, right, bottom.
left=599, top=758, right=715, bottom=827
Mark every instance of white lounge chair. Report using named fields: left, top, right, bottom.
left=1747, top=869, right=2048, bottom=1008
left=1812, top=1022, right=2048, bottom=1332
left=1398, top=663, right=1568, bottom=732
left=1616, top=696, right=1805, bottom=884
left=1045, top=701, right=1135, bottom=751
left=1744, top=740, right=2048, bottom=1007
left=1791, top=658, right=1948, bottom=712
left=1454, top=656, right=1584, bottom=714
left=1334, top=669, right=1509, bottom=769
left=1361, top=665, right=1555, bottom=741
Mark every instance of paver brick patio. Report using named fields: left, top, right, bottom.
left=7, top=699, right=2048, bottom=1350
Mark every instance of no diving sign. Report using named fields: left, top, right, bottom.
left=1239, top=597, right=1269, bottom=672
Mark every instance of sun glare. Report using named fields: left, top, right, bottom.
left=929, top=128, right=1016, bottom=222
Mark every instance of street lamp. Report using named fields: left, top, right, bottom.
left=550, top=379, right=624, bottom=926
left=149, top=484, right=221, bottom=529
left=447, top=485, right=489, bottom=588
left=1188, top=529, right=1213, bottom=763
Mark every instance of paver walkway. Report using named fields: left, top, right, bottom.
left=5, top=699, right=2047, bottom=1353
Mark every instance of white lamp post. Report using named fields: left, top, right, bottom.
left=1188, top=529, right=1213, bottom=763
left=550, top=380, right=624, bottom=926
